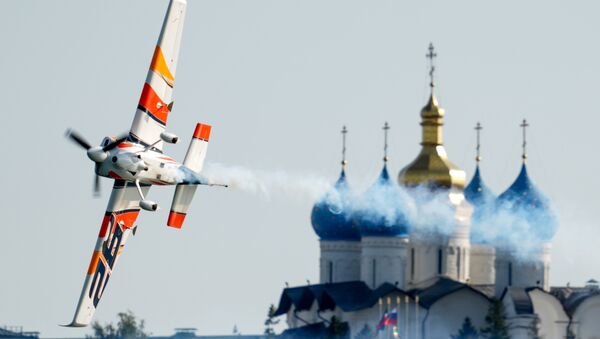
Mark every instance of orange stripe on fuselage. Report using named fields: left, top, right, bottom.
left=108, top=171, right=122, bottom=180
left=193, top=123, right=211, bottom=141
left=139, top=83, right=169, bottom=125
left=150, top=46, right=175, bottom=86
left=158, top=156, right=176, bottom=162
left=117, top=143, right=134, bottom=149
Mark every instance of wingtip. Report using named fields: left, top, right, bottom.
left=60, top=322, right=87, bottom=328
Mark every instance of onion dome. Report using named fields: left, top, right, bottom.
left=398, top=44, right=466, bottom=190
left=353, top=165, right=411, bottom=237
left=465, top=165, right=496, bottom=206
left=311, top=170, right=360, bottom=241
left=496, top=163, right=557, bottom=241
left=465, top=165, right=496, bottom=243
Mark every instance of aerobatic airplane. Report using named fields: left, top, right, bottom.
left=64, top=0, right=222, bottom=327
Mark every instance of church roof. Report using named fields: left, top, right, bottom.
left=274, top=277, right=492, bottom=316
left=551, top=286, right=600, bottom=316
left=411, top=277, right=491, bottom=309
left=273, top=281, right=374, bottom=316
left=311, top=170, right=360, bottom=241
left=353, top=165, right=410, bottom=237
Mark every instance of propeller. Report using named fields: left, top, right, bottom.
left=65, top=129, right=92, bottom=150
left=66, top=128, right=129, bottom=198
left=94, top=174, right=101, bottom=197
left=103, top=135, right=128, bottom=152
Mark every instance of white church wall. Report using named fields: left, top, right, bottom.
left=573, top=294, right=600, bottom=339
left=319, top=240, right=361, bottom=283
left=495, top=243, right=551, bottom=297
left=469, top=244, right=495, bottom=285
left=445, top=196, right=472, bottom=283
left=360, top=237, right=409, bottom=288
left=423, top=288, right=490, bottom=339
left=408, top=241, right=440, bottom=288
left=528, top=289, right=569, bottom=339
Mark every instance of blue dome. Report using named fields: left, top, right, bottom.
left=465, top=165, right=496, bottom=243
left=311, top=170, right=360, bottom=241
left=496, top=164, right=557, bottom=241
left=465, top=165, right=496, bottom=207
left=353, top=165, right=411, bottom=237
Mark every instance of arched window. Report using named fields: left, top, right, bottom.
left=410, top=248, right=415, bottom=281
left=457, top=247, right=461, bottom=278
left=437, top=248, right=443, bottom=275
left=372, top=259, right=377, bottom=287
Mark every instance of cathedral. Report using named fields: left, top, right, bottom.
left=272, top=45, right=600, bottom=339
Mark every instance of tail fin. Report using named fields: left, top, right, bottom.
left=167, top=123, right=211, bottom=229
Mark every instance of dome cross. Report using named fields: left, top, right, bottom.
left=383, top=121, right=390, bottom=162
left=426, top=42, right=438, bottom=88
left=341, top=125, right=348, bottom=168
left=520, top=119, right=529, bottom=161
left=475, top=122, right=482, bottom=163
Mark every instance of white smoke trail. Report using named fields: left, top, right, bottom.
left=201, top=162, right=558, bottom=262
left=202, top=162, right=332, bottom=202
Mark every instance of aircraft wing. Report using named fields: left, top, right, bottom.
left=129, top=0, right=187, bottom=150
left=65, top=180, right=150, bottom=327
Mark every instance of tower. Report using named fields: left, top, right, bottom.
left=494, top=120, right=557, bottom=296
left=398, top=43, right=472, bottom=287
left=311, top=126, right=361, bottom=283
left=465, top=122, right=497, bottom=285
left=354, top=122, right=411, bottom=289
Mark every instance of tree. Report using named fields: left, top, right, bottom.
left=480, top=299, right=510, bottom=339
left=264, top=304, right=280, bottom=337
left=88, top=310, right=147, bottom=339
left=327, top=316, right=349, bottom=339
left=354, top=324, right=374, bottom=339
left=451, top=317, right=479, bottom=339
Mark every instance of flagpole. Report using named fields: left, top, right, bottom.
left=387, top=297, right=391, bottom=339
left=378, top=298, right=383, bottom=338
left=396, top=296, right=401, bottom=339
left=415, top=295, right=420, bottom=339
left=404, top=295, right=409, bottom=339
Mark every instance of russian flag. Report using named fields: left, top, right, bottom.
left=375, top=312, right=389, bottom=332
left=383, top=308, right=398, bottom=326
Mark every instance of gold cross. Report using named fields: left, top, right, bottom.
left=426, top=43, right=437, bottom=88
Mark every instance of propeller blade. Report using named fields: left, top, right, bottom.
left=93, top=174, right=101, bottom=197
left=103, top=134, right=129, bottom=152
left=65, top=129, right=92, bottom=150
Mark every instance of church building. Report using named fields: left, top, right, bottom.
left=272, top=44, right=600, bottom=339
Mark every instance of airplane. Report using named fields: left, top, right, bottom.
left=63, top=0, right=223, bottom=327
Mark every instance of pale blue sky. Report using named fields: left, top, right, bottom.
left=1, top=0, right=599, bottom=337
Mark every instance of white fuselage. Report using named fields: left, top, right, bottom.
left=95, top=140, right=183, bottom=186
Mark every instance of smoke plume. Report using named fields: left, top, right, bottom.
left=202, top=162, right=558, bottom=261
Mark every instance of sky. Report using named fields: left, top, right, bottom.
left=1, top=0, right=600, bottom=337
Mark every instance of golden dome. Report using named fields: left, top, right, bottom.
left=398, top=91, right=466, bottom=190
